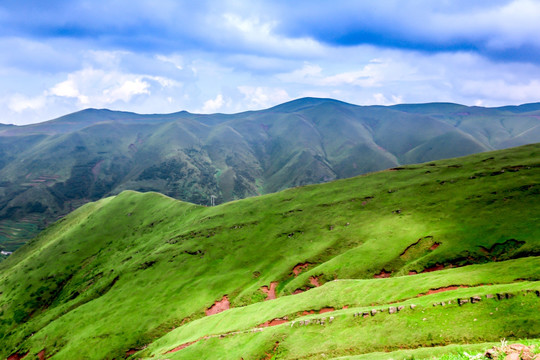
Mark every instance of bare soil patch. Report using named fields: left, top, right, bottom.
left=319, top=307, right=335, bottom=314
left=258, top=318, right=288, bottom=327
left=292, top=262, right=311, bottom=276
left=418, top=285, right=469, bottom=297
left=206, top=295, right=230, bottom=316
left=309, top=276, right=321, bottom=287
left=166, top=340, right=198, bottom=353
left=374, top=270, right=391, bottom=278
left=261, top=282, right=278, bottom=300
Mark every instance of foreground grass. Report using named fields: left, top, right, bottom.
left=335, top=339, right=540, bottom=359
left=0, top=144, right=538, bottom=359
left=140, top=258, right=540, bottom=357
left=138, top=269, right=539, bottom=359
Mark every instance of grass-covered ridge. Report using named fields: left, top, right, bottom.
left=0, top=143, right=538, bottom=359
left=1, top=98, right=539, bottom=252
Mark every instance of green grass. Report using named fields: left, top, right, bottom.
left=335, top=340, right=538, bottom=359
left=337, top=339, right=540, bottom=360
left=138, top=269, right=539, bottom=359
left=0, top=144, right=538, bottom=359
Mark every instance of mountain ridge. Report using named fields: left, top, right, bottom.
left=0, top=98, right=539, bottom=252
left=4, top=97, right=540, bottom=129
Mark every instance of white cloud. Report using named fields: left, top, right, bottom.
left=156, top=54, right=184, bottom=70
left=146, top=76, right=180, bottom=88
left=281, top=63, right=323, bottom=81
left=237, top=86, right=290, bottom=109
left=223, top=14, right=275, bottom=37
left=47, top=67, right=177, bottom=107
left=85, top=50, right=128, bottom=68
left=461, top=79, right=540, bottom=104
left=372, top=93, right=403, bottom=105
left=277, top=60, right=397, bottom=88
left=50, top=79, right=80, bottom=99
left=103, top=78, right=150, bottom=103
left=221, top=13, right=323, bottom=57
left=7, top=94, right=47, bottom=113
left=201, top=94, right=226, bottom=113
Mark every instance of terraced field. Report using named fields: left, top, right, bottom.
left=0, top=220, right=39, bottom=251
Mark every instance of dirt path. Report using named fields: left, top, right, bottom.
left=418, top=285, right=469, bottom=296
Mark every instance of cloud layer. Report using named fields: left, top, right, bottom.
left=0, top=0, right=539, bottom=124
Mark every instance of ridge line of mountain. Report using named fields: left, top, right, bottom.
left=0, top=98, right=539, bottom=253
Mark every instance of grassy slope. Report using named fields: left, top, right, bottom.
left=0, top=144, right=538, bottom=359
left=139, top=265, right=539, bottom=359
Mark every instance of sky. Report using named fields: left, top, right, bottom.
left=1, top=0, right=540, bottom=125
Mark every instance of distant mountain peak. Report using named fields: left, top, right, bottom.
left=266, top=97, right=353, bottom=112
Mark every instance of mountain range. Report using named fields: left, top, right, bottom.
left=1, top=98, right=539, bottom=251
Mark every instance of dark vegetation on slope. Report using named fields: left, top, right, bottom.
left=0, top=144, right=538, bottom=359
left=0, top=98, right=539, bottom=251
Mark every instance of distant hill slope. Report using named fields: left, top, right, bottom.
left=1, top=98, right=539, bottom=251
left=0, top=144, right=538, bottom=359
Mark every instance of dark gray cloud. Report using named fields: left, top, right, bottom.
left=268, top=0, right=540, bottom=62
left=1, top=0, right=539, bottom=62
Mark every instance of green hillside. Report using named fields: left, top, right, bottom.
left=0, top=143, right=538, bottom=359
left=1, top=98, right=539, bottom=252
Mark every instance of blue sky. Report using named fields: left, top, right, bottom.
left=1, top=0, right=540, bottom=124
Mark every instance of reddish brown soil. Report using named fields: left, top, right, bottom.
left=258, top=318, right=288, bottom=327
left=373, top=270, right=392, bottom=278
left=261, top=282, right=278, bottom=300
left=166, top=340, right=198, bottom=353
left=418, top=285, right=469, bottom=296
left=309, top=276, right=321, bottom=287
left=293, top=289, right=304, bottom=294
left=342, top=305, right=348, bottom=309
left=37, top=350, right=46, bottom=360
left=292, top=263, right=311, bottom=276
left=126, top=349, right=138, bottom=356
left=206, top=295, right=230, bottom=316
left=302, top=310, right=315, bottom=315
left=319, top=307, right=335, bottom=314
left=422, top=264, right=446, bottom=273
left=408, top=270, right=418, bottom=275
left=429, top=242, right=441, bottom=250
left=7, top=352, right=28, bottom=360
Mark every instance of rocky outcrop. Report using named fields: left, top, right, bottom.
left=484, top=343, right=539, bottom=360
